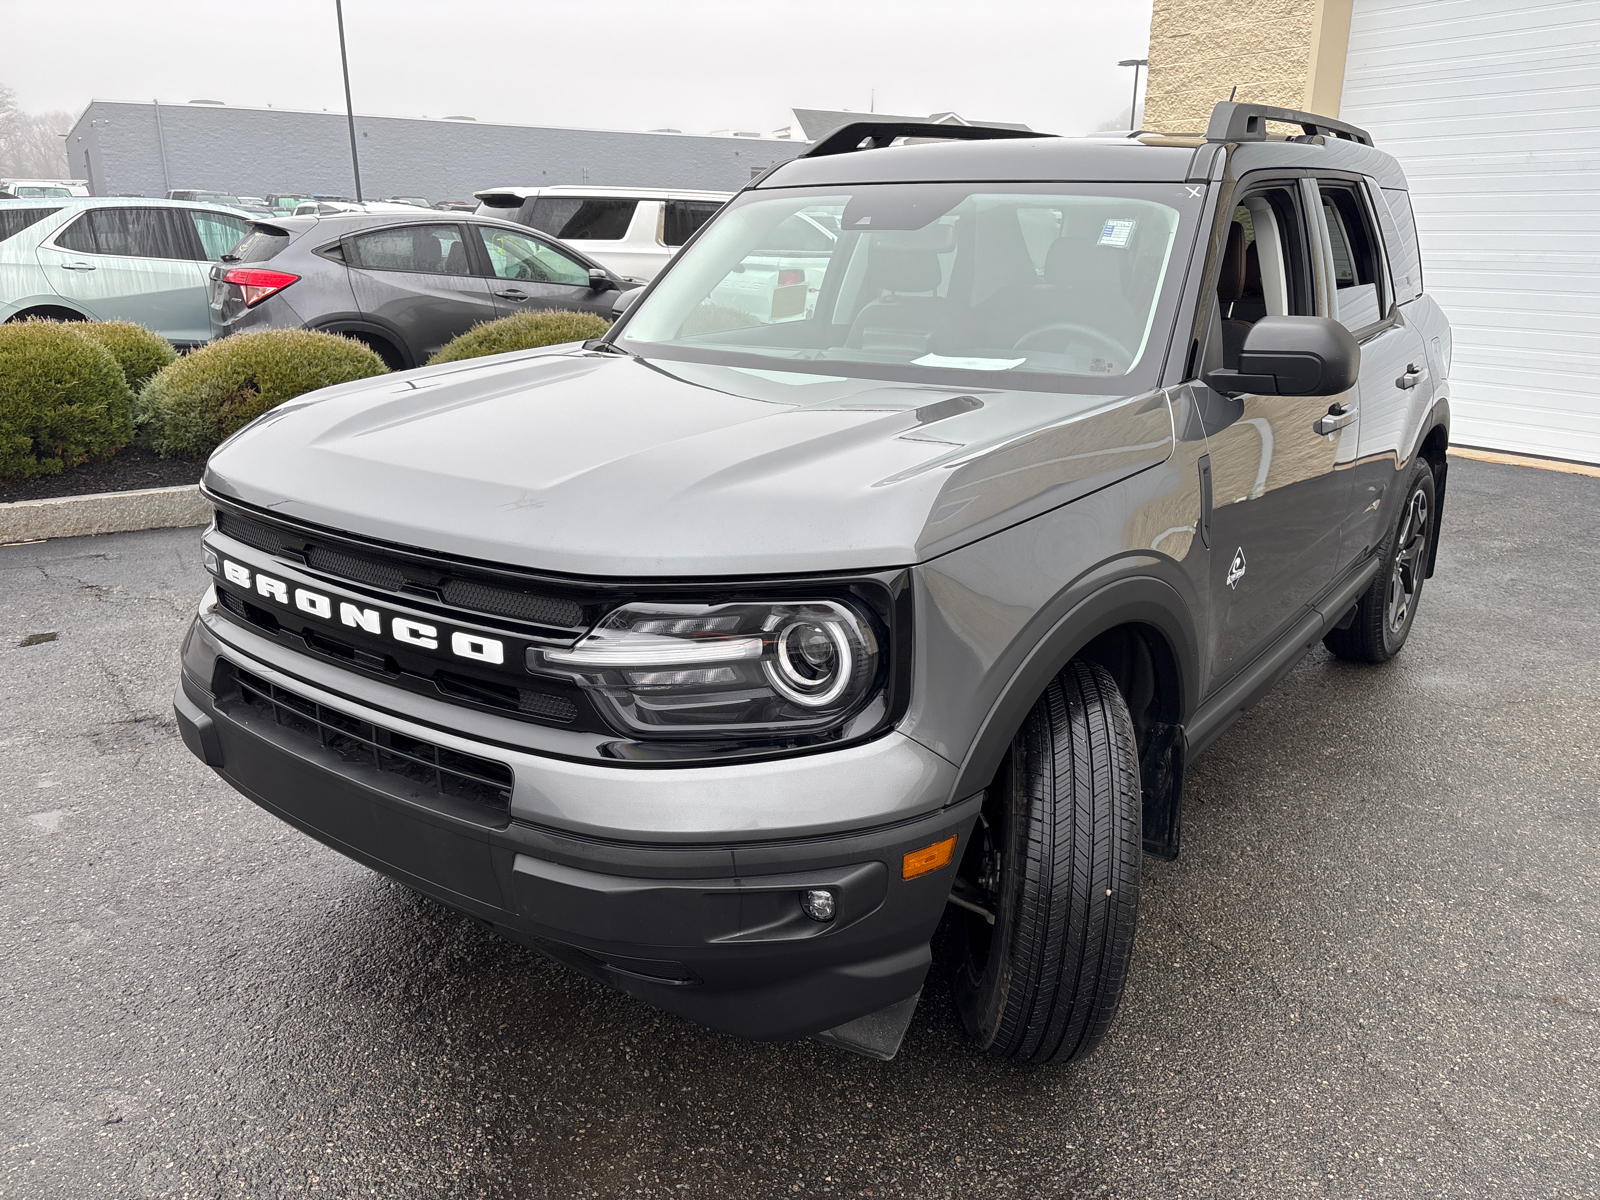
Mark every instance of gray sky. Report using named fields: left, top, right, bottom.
left=2, top=0, right=1154, bottom=136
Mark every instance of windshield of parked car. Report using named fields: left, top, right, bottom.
left=616, top=182, right=1201, bottom=391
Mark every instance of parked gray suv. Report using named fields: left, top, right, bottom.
left=175, top=104, right=1452, bottom=1064
left=208, top=210, right=639, bottom=369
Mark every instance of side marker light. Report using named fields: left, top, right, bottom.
left=902, top=835, right=957, bottom=880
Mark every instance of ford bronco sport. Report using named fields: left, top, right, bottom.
left=175, top=103, right=1452, bottom=1063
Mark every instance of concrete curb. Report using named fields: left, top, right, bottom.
left=0, top=484, right=211, bottom=544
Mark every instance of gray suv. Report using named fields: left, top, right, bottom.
left=175, top=104, right=1452, bottom=1064
left=208, top=211, right=638, bottom=369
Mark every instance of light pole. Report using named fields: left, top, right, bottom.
left=1118, top=58, right=1148, bottom=132
left=335, top=0, right=363, bottom=201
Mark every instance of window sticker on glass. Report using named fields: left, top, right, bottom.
left=912, top=353, right=1026, bottom=371
left=1098, top=218, right=1137, bottom=247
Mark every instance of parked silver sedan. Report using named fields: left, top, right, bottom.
left=0, top=198, right=255, bottom=346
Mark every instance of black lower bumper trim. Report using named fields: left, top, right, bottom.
left=177, top=668, right=980, bottom=1042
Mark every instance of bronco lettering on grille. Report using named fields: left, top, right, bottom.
left=218, top=558, right=506, bottom=666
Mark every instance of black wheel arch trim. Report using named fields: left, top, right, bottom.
left=307, top=314, right=414, bottom=369
left=948, top=571, right=1200, bottom=858
left=1415, top=396, right=1450, bottom=578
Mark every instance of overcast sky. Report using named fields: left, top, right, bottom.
left=2, top=0, right=1154, bottom=136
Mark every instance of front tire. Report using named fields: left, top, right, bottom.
left=953, top=660, right=1142, bottom=1065
left=1324, top=458, right=1437, bottom=663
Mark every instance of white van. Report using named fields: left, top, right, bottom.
left=472, top=186, right=729, bottom=280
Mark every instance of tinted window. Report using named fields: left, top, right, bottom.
left=1319, top=184, right=1385, bottom=332
left=55, top=207, right=199, bottom=259
left=0, top=207, right=62, bottom=242
left=526, top=197, right=637, bottom=241
left=190, top=211, right=252, bottom=260
left=662, top=200, right=723, bottom=247
left=227, top=228, right=290, bottom=263
left=348, top=224, right=470, bottom=275
left=1208, top=186, right=1313, bottom=373
left=475, top=226, right=591, bottom=286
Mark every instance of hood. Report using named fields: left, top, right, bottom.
left=204, top=348, right=1174, bottom=577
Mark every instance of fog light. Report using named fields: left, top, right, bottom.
left=800, top=889, right=836, bottom=922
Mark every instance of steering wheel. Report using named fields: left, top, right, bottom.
left=1012, top=322, right=1131, bottom=366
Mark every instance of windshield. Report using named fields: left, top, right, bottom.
left=616, top=182, right=1201, bottom=391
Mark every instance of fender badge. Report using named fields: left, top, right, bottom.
left=1227, top=547, right=1247, bottom=589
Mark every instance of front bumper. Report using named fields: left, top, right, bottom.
left=175, top=607, right=977, bottom=1042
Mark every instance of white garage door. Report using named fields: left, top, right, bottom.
left=1340, top=0, right=1600, bottom=464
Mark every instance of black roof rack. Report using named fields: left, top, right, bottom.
left=1205, top=101, right=1373, bottom=147
left=800, top=121, right=1050, bottom=159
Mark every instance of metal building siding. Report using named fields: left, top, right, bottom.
left=1340, top=0, right=1600, bottom=463
left=66, top=102, right=805, bottom=202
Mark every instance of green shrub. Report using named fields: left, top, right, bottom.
left=0, top=320, right=134, bottom=485
left=140, top=329, right=388, bottom=459
left=74, top=321, right=178, bottom=392
left=427, top=310, right=611, bottom=365
left=680, top=302, right=761, bottom=336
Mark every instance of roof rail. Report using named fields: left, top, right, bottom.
left=1206, top=101, right=1372, bottom=147
left=800, top=121, right=1049, bottom=159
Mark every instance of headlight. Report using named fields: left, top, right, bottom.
left=528, top=599, right=882, bottom=738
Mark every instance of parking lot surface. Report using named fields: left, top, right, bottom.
left=2, top=456, right=1597, bottom=1199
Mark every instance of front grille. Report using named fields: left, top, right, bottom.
left=214, top=507, right=584, bottom=631
left=224, top=663, right=514, bottom=820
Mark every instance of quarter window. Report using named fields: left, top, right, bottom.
left=0, top=207, right=61, bottom=242
left=1318, top=184, right=1386, bottom=332
left=662, top=200, right=723, bottom=247
left=474, top=227, right=591, bottom=286
left=55, top=207, right=199, bottom=259
left=347, top=224, right=470, bottom=275
left=525, top=197, right=637, bottom=241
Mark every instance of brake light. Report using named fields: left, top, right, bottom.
left=777, top=268, right=805, bottom=287
left=222, top=267, right=299, bottom=307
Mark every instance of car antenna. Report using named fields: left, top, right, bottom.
left=1228, top=85, right=1238, bottom=101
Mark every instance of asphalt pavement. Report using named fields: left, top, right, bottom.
left=2, top=455, right=1596, bottom=1199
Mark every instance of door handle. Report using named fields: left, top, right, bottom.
left=1313, top=403, right=1356, bottom=436
left=59, top=261, right=96, bottom=271
left=1396, top=363, right=1425, bottom=389
left=495, top=289, right=528, bottom=301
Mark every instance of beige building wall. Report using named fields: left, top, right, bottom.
left=1142, top=0, right=1355, bottom=133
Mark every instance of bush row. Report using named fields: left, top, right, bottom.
left=0, top=310, right=609, bottom=484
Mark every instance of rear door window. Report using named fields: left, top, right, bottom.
left=0, top=207, right=62, bottom=242
left=1318, top=183, right=1386, bottom=332
left=662, top=200, right=723, bottom=247
left=54, top=207, right=201, bottom=259
left=526, top=197, right=637, bottom=241
left=190, top=211, right=252, bottom=260
left=347, top=224, right=471, bottom=275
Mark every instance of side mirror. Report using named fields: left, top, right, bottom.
left=1202, top=315, right=1360, bottom=396
left=611, top=286, right=644, bottom=318
left=589, top=267, right=618, bottom=292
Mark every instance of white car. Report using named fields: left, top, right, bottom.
left=472, top=185, right=729, bottom=280
left=3, top=178, right=92, bottom=198
left=707, top=209, right=838, bottom=324
left=0, top=197, right=253, bottom=345
left=290, top=200, right=428, bottom=217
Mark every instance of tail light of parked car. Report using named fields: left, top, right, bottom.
left=777, top=269, right=806, bottom=287
left=222, top=267, right=300, bottom=307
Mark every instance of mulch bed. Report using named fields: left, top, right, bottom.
left=0, top=446, right=205, bottom=504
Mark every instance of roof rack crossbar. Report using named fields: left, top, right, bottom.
left=800, top=121, right=1049, bottom=159
left=1206, top=102, right=1372, bottom=147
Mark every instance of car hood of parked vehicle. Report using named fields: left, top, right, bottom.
left=203, top=347, right=1176, bottom=577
